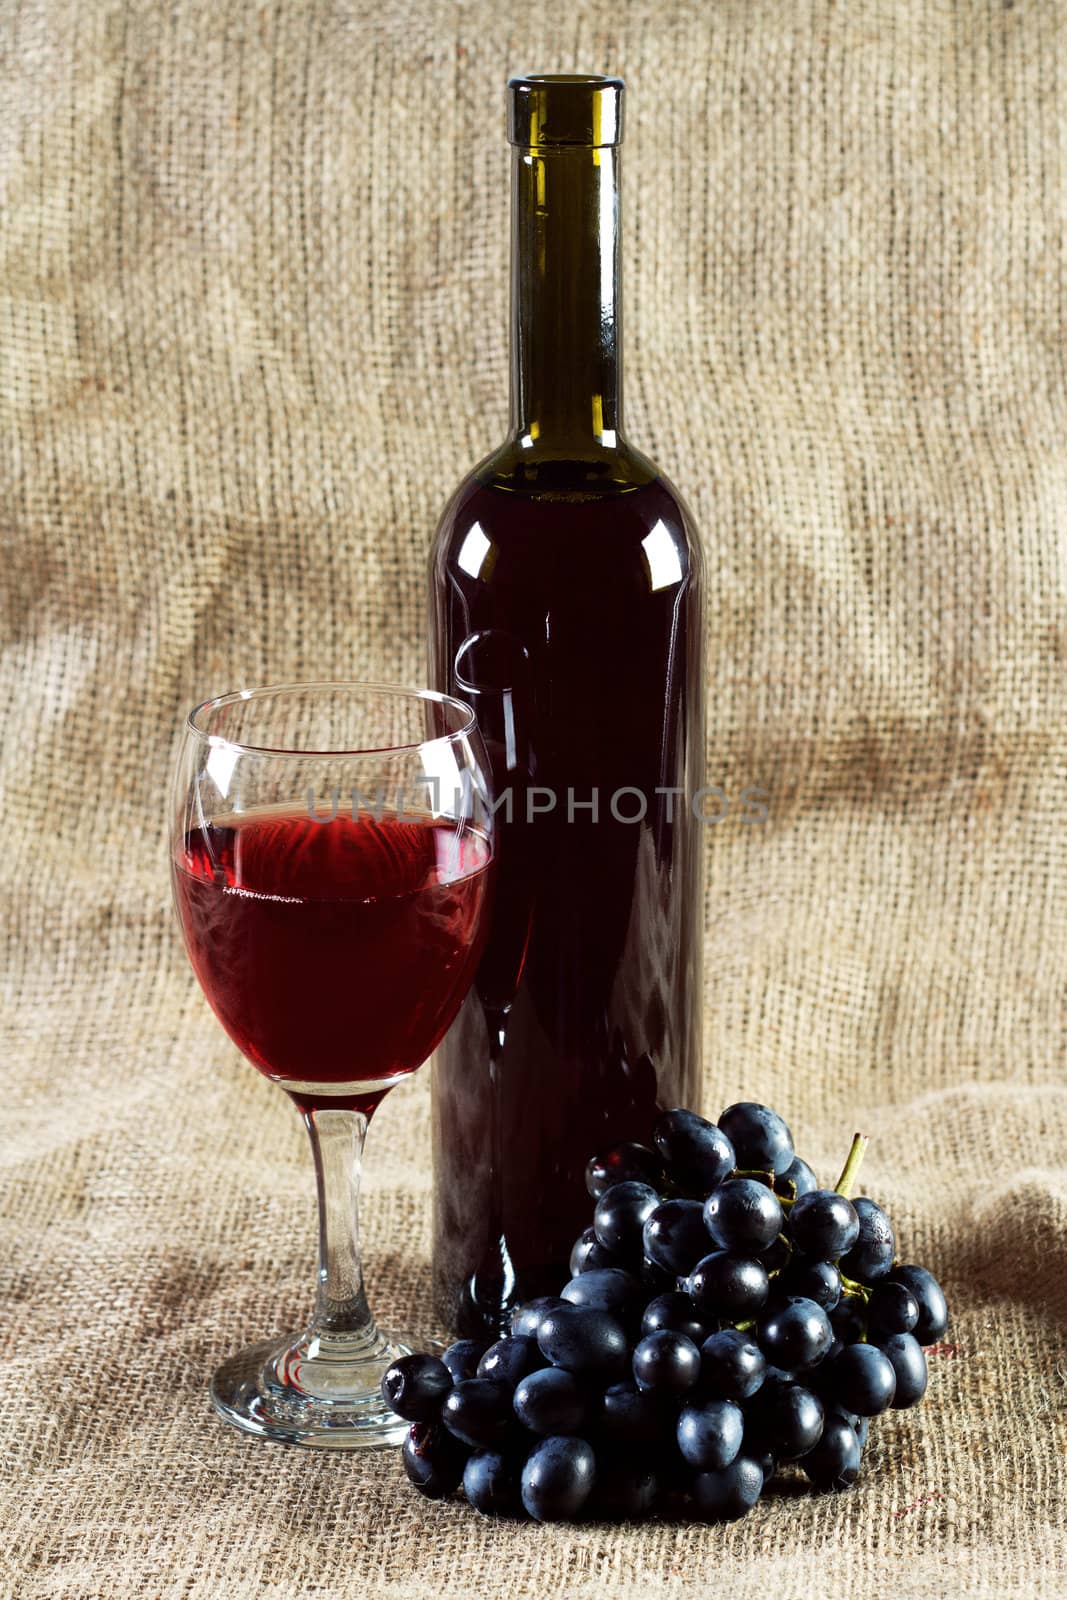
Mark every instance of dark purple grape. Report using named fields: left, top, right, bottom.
left=775, top=1155, right=817, bottom=1199
left=401, top=1421, right=469, bottom=1498
left=441, top=1339, right=490, bottom=1384
left=641, top=1291, right=707, bottom=1346
left=520, top=1436, right=596, bottom=1521
left=639, top=1255, right=676, bottom=1294
left=825, top=1344, right=897, bottom=1416
left=513, top=1367, right=589, bottom=1435
left=593, top=1180, right=660, bottom=1264
left=802, top=1413, right=862, bottom=1490
left=717, top=1102, right=795, bottom=1177
left=879, top=1332, right=928, bottom=1408
left=839, top=1197, right=895, bottom=1283
left=477, top=1335, right=546, bottom=1388
left=632, top=1330, right=701, bottom=1396
left=777, top=1257, right=842, bottom=1312
left=691, top=1456, right=764, bottom=1521
left=536, top=1304, right=629, bottom=1381
left=687, top=1252, right=769, bottom=1321
left=704, top=1179, right=784, bottom=1253
left=643, top=1199, right=709, bottom=1276
left=561, top=1267, right=644, bottom=1320
left=441, top=1378, right=514, bottom=1447
left=746, top=1375, right=824, bottom=1460
left=590, top=1454, right=658, bottom=1519
left=599, top=1381, right=673, bottom=1445
left=510, top=1297, right=566, bottom=1340
left=829, top=1294, right=868, bottom=1344
left=759, top=1233, right=791, bottom=1275
left=865, top=1281, right=919, bottom=1338
left=585, top=1141, right=665, bottom=1199
left=699, top=1329, right=766, bottom=1401
left=652, top=1108, right=735, bottom=1191
left=788, top=1190, right=860, bottom=1261
left=463, top=1450, right=525, bottom=1516
left=380, top=1353, right=452, bottom=1422
left=887, top=1264, right=949, bottom=1344
left=757, top=1296, right=834, bottom=1371
left=569, top=1227, right=621, bottom=1276
left=676, top=1398, right=744, bottom=1470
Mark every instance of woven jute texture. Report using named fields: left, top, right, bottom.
left=2, top=1, right=1065, bottom=1596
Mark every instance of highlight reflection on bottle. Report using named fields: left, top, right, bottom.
left=430, top=75, right=705, bottom=1336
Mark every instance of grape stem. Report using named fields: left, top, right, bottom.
left=834, top=1132, right=870, bottom=1200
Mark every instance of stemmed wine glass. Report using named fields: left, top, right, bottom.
left=170, top=682, right=494, bottom=1448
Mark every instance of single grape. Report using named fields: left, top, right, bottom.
left=477, top=1335, right=545, bottom=1388
left=717, top=1102, right=795, bottom=1177
left=643, top=1199, right=710, bottom=1276
left=757, top=1295, right=834, bottom=1371
left=512, top=1367, right=589, bottom=1435
left=639, top=1255, right=676, bottom=1295
left=441, top=1339, right=490, bottom=1384
left=829, top=1294, right=868, bottom=1344
left=825, top=1344, right=897, bottom=1416
left=878, top=1331, right=928, bottom=1408
left=827, top=1402, right=870, bottom=1448
left=590, top=1455, right=659, bottom=1520
left=691, top=1456, right=764, bottom=1521
left=887, top=1264, right=949, bottom=1344
left=510, top=1296, right=566, bottom=1340
left=593, top=1180, right=661, bottom=1263
left=699, top=1328, right=766, bottom=1402
left=441, top=1378, right=514, bottom=1448
left=839, top=1197, right=895, bottom=1283
left=569, top=1227, right=621, bottom=1275
left=802, top=1413, right=862, bottom=1490
left=641, top=1291, right=708, bottom=1346
left=463, top=1450, right=525, bottom=1517
left=775, top=1154, right=818, bottom=1199
left=777, top=1257, right=842, bottom=1312
left=561, top=1267, right=644, bottom=1321
left=652, top=1107, right=736, bottom=1191
left=746, top=1375, right=824, bottom=1460
left=536, top=1303, right=629, bottom=1381
left=520, top=1436, right=596, bottom=1521
left=687, top=1252, right=770, bottom=1321
left=865, top=1281, right=919, bottom=1339
left=401, top=1420, right=469, bottom=1498
left=380, top=1353, right=452, bottom=1422
left=599, top=1381, right=673, bottom=1445
left=676, top=1398, right=744, bottom=1471
left=759, top=1233, right=792, bottom=1275
left=704, top=1179, right=784, bottom=1253
left=586, top=1141, right=665, bottom=1199
left=788, top=1190, right=860, bottom=1261
left=632, top=1330, right=702, bottom=1395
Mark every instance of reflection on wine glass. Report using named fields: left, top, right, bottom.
left=170, top=682, right=494, bottom=1448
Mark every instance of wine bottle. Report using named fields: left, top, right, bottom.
left=429, top=74, right=704, bottom=1336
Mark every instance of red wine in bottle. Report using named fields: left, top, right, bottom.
left=429, top=75, right=704, bottom=1336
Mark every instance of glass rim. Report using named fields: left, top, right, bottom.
left=186, top=680, right=477, bottom=758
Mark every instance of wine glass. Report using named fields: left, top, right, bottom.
left=170, top=682, right=495, bottom=1448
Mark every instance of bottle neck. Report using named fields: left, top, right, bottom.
left=509, top=144, right=622, bottom=451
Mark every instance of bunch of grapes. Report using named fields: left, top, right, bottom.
left=382, top=1103, right=948, bottom=1523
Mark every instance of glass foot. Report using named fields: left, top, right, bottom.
left=210, top=1326, right=413, bottom=1449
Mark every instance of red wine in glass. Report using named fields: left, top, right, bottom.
left=174, top=809, right=491, bottom=1113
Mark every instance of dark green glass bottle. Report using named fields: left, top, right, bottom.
left=430, top=75, right=705, bottom=1336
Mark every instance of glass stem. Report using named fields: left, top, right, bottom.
left=303, top=1106, right=376, bottom=1345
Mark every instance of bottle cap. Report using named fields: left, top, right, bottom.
left=507, top=74, right=625, bottom=149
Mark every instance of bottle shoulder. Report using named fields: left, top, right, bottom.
left=431, top=439, right=702, bottom=558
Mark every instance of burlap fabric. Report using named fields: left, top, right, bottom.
left=2, top=2, right=1065, bottom=1595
